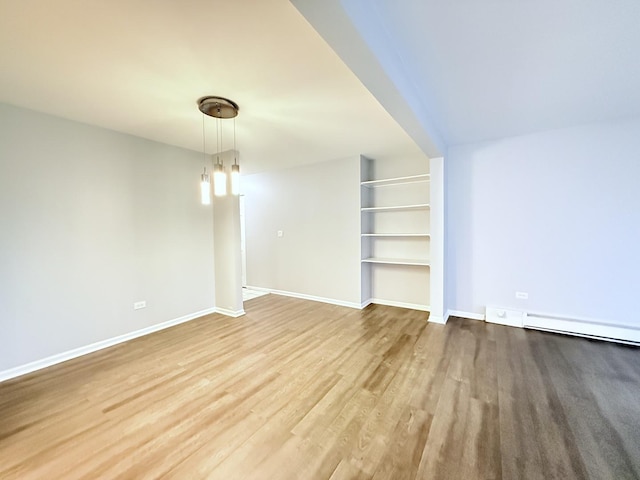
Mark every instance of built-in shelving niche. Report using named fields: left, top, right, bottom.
left=360, top=156, right=431, bottom=311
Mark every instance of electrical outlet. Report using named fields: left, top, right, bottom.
left=515, top=291, right=529, bottom=300
left=133, top=301, right=146, bottom=310
left=277, top=230, right=283, bottom=237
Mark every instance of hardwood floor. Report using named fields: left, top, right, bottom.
left=1, top=295, right=639, bottom=479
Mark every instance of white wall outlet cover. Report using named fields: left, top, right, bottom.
left=133, top=301, right=146, bottom=310
left=277, top=230, right=283, bottom=237
left=515, top=291, right=529, bottom=300
left=486, top=306, right=525, bottom=328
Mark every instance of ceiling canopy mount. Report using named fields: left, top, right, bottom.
left=197, top=96, right=239, bottom=119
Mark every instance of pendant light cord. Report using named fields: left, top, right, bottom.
left=202, top=113, right=206, bottom=164
left=216, top=116, right=220, bottom=165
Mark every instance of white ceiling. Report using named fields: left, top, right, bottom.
left=0, top=0, right=424, bottom=174
left=296, top=0, right=640, bottom=146
left=5, top=1, right=636, bottom=167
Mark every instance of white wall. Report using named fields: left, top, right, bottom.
left=0, top=103, right=215, bottom=372
left=242, top=157, right=361, bottom=305
left=446, top=117, right=640, bottom=327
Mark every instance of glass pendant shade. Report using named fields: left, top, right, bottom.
left=231, top=164, right=240, bottom=196
left=200, top=169, right=211, bottom=205
left=213, top=162, right=227, bottom=197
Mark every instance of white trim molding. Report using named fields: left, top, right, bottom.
left=429, top=156, right=445, bottom=324
left=216, top=307, right=246, bottom=318
left=243, top=285, right=273, bottom=294
left=0, top=307, right=217, bottom=384
left=245, top=286, right=362, bottom=309
left=245, top=288, right=431, bottom=314
left=445, top=310, right=485, bottom=322
left=428, top=314, right=447, bottom=325
left=485, top=306, right=526, bottom=328
left=370, top=298, right=430, bottom=313
left=360, top=299, right=373, bottom=309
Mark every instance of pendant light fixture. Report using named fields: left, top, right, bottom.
left=213, top=157, right=227, bottom=197
left=197, top=96, right=240, bottom=202
left=213, top=115, right=226, bottom=197
left=230, top=117, right=240, bottom=196
left=200, top=167, right=211, bottom=205
left=200, top=114, right=211, bottom=205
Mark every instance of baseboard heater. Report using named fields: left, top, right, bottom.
left=486, top=306, right=640, bottom=346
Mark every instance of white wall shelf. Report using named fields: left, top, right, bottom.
left=360, top=156, right=432, bottom=311
left=362, top=257, right=430, bottom=267
left=361, top=204, right=430, bottom=212
left=361, top=233, right=430, bottom=237
left=361, top=174, right=430, bottom=188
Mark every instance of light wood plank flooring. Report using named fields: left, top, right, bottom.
left=1, top=295, right=639, bottom=479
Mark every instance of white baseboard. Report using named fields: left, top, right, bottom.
left=360, top=299, right=373, bottom=309
left=216, top=307, right=246, bottom=318
left=369, top=298, right=430, bottom=312
left=243, top=285, right=271, bottom=293
left=525, top=313, right=640, bottom=345
left=0, top=307, right=217, bottom=384
left=245, top=286, right=362, bottom=309
left=446, top=310, right=485, bottom=322
left=485, top=306, right=526, bottom=328
left=246, top=288, right=429, bottom=314
left=428, top=314, right=447, bottom=325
